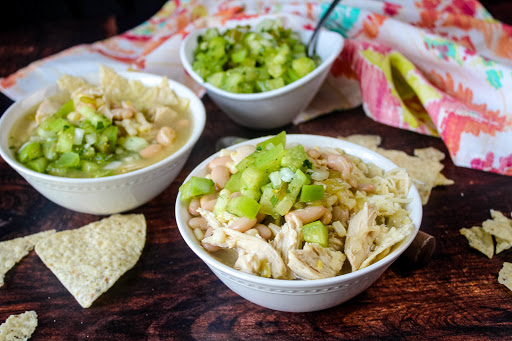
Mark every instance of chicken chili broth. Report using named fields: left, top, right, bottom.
left=180, top=132, right=414, bottom=280
left=9, top=66, right=192, bottom=178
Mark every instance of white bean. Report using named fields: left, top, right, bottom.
left=307, top=149, right=320, bottom=159
left=211, top=166, right=230, bottom=189
left=357, top=183, right=376, bottom=193
left=255, top=224, right=272, bottom=240
left=332, top=206, right=349, bottom=226
left=139, top=144, right=163, bottom=159
left=327, top=154, right=353, bottom=178
left=321, top=209, right=332, bottom=225
left=202, top=199, right=217, bottom=212
left=232, top=145, right=256, bottom=165
left=188, top=217, right=208, bottom=230
left=188, top=198, right=201, bottom=216
left=200, top=193, right=217, bottom=208
left=286, top=206, right=327, bottom=225
left=208, top=156, right=232, bottom=169
left=202, top=241, right=220, bottom=252
left=229, top=217, right=257, bottom=232
left=156, top=126, right=176, bottom=146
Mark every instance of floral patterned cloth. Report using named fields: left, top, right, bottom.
left=1, top=0, right=511, bottom=176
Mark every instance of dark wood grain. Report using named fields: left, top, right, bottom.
left=1, top=2, right=512, bottom=340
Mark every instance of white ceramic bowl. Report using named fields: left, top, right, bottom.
left=0, top=71, right=206, bottom=215
left=180, top=16, right=344, bottom=129
left=176, top=134, right=422, bottom=312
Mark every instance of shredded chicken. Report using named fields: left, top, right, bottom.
left=202, top=228, right=287, bottom=279
left=197, top=207, right=224, bottom=230
left=288, top=243, right=346, bottom=280
left=344, top=202, right=380, bottom=271
left=271, top=214, right=303, bottom=279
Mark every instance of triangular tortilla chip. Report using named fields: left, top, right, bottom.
left=0, top=230, right=55, bottom=287
left=0, top=310, right=38, bottom=341
left=498, top=262, right=512, bottom=291
left=459, top=226, right=494, bottom=259
left=35, top=214, right=146, bottom=308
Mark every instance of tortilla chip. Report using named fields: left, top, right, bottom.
left=459, top=226, right=494, bottom=259
left=338, top=135, right=453, bottom=205
left=496, top=237, right=512, bottom=254
left=0, top=310, right=38, bottom=341
left=482, top=210, right=512, bottom=242
left=57, top=74, right=94, bottom=95
left=360, top=224, right=413, bottom=269
left=414, top=147, right=446, bottom=162
left=35, top=214, right=146, bottom=308
left=341, top=134, right=381, bottom=150
left=498, top=262, right=512, bottom=291
left=99, top=65, right=187, bottom=111
left=0, top=230, right=55, bottom=287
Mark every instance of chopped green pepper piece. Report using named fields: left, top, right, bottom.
left=256, top=131, right=286, bottom=151
left=226, top=195, right=261, bottom=220
left=300, top=184, right=325, bottom=202
left=55, top=152, right=80, bottom=168
left=180, top=177, right=215, bottom=200
left=26, top=157, right=48, bottom=173
left=302, top=220, right=328, bottom=247
left=17, top=141, right=42, bottom=162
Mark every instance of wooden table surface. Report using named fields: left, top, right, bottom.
left=1, top=2, right=512, bottom=340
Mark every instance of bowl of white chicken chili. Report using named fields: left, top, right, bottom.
left=176, top=132, right=422, bottom=312
left=0, top=66, right=205, bottom=214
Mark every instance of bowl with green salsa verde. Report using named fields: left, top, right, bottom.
left=0, top=65, right=206, bottom=214
left=180, top=15, right=344, bottom=129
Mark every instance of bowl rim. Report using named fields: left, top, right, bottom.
left=0, top=70, right=206, bottom=184
left=175, top=134, right=423, bottom=289
left=179, top=15, right=344, bottom=101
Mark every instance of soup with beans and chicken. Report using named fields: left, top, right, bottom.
left=9, top=66, right=192, bottom=178
left=179, top=132, right=414, bottom=280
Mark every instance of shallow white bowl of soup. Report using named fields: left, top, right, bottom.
left=0, top=71, right=206, bottom=215
left=180, top=15, right=344, bottom=129
left=176, top=135, right=422, bottom=312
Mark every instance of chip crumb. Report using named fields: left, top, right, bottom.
left=459, top=226, right=494, bottom=259
left=35, top=214, right=146, bottom=308
left=0, top=310, right=38, bottom=341
left=498, top=262, right=512, bottom=291
left=338, top=134, right=453, bottom=204
left=0, top=230, right=56, bottom=287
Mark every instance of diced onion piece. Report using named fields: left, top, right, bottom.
left=73, top=128, right=85, bottom=145
left=85, top=133, right=97, bottom=145
left=269, top=171, right=281, bottom=188
left=123, top=136, right=149, bottom=152
left=279, top=167, right=295, bottom=182
left=104, top=161, right=122, bottom=170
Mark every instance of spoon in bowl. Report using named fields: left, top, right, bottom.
left=307, top=0, right=342, bottom=58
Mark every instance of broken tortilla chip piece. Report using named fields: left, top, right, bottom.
left=35, top=214, right=146, bottom=308
left=496, top=237, right=512, bottom=254
left=0, top=230, right=55, bottom=287
left=459, top=226, right=494, bottom=259
left=498, top=262, right=512, bottom=291
left=0, top=310, right=38, bottom=341
left=482, top=210, right=512, bottom=242
left=338, top=135, right=453, bottom=205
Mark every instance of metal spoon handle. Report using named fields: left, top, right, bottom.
left=307, top=0, right=342, bottom=57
